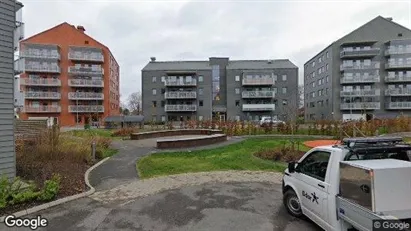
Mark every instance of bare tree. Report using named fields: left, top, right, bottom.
left=127, top=91, right=142, bottom=115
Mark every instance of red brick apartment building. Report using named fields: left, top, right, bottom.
left=15, top=22, right=120, bottom=126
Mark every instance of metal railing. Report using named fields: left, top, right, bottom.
left=340, top=62, right=380, bottom=71
left=242, top=78, right=275, bottom=85
left=23, top=106, right=61, bottom=113
left=68, top=105, right=104, bottom=113
left=340, top=102, right=380, bottom=110
left=387, top=102, right=411, bottom=109
left=24, top=92, right=61, bottom=99
left=385, top=62, right=411, bottom=69
left=385, top=48, right=411, bottom=56
left=242, top=104, right=276, bottom=111
left=340, top=48, right=380, bottom=58
left=164, top=91, right=197, bottom=99
left=69, top=79, right=104, bottom=87
left=68, top=66, right=104, bottom=76
left=164, top=79, right=197, bottom=87
left=68, top=92, right=104, bottom=100
left=165, top=105, right=197, bottom=112
left=68, top=52, right=104, bottom=62
left=21, top=78, right=61, bottom=86
left=340, top=75, right=380, bottom=84
left=340, top=89, right=380, bottom=97
left=23, top=64, right=61, bottom=73
left=385, top=88, right=411, bottom=96
left=20, top=50, right=60, bottom=60
left=385, top=75, right=411, bottom=82
left=242, top=91, right=276, bottom=98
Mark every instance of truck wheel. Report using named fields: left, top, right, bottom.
left=283, top=189, right=302, bottom=217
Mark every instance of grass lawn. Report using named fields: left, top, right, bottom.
left=137, top=138, right=312, bottom=179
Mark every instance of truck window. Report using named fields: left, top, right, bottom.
left=346, top=150, right=411, bottom=161
left=297, top=151, right=331, bottom=181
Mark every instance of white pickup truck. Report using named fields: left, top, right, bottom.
left=282, top=137, right=411, bottom=231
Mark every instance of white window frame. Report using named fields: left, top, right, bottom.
left=152, top=89, right=157, bottom=95
left=235, top=75, right=240, bottom=81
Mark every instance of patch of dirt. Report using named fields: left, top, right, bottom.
left=303, top=140, right=340, bottom=148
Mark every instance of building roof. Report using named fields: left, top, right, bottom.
left=142, top=58, right=297, bottom=71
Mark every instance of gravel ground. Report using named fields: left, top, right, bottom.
left=90, top=171, right=284, bottom=203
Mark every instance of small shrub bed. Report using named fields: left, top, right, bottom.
left=254, top=141, right=306, bottom=162
left=111, top=127, right=138, bottom=137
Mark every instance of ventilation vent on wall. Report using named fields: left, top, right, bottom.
left=267, top=60, right=273, bottom=64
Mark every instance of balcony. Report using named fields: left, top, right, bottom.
left=69, top=105, right=104, bottom=113
left=69, top=79, right=104, bottom=87
left=68, top=47, right=104, bottom=62
left=24, top=92, right=61, bottom=100
left=68, top=92, right=104, bottom=100
left=340, top=75, right=380, bottom=84
left=242, top=104, right=275, bottom=111
left=340, top=62, right=380, bottom=71
left=242, top=77, right=275, bottom=86
left=21, top=78, right=61, bottom=86
left=164, top=79, right=197, bottom=87
left=20, top=45, right=60, bottom=60
left=14, top=21, right=24, bottom=51
left=340, top=48, right=380, bottom=59
left=384, top=88, right=411, bottom=96
left=385, top=48, right=411, bottom=56
left=385, top=62, right=411, bottom=70
left=386, top=102, right=411, bottom=110
left=68, top=66, right=104, bottom=76
left=164, top=91, right=197, bottom=99
left=165, top=105, right=197, bottom=112
left=242, top=91, right=276, bottom=98
left=23, top=105, right=61, bottom=113
left=340, top=89, right=380, bottom=97
left=340, top=102, right=380, bottom=110
left=15, top=59, right=61, bottom=73
left=385, top=75, right=411, bottom=83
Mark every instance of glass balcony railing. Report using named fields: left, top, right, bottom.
left=340, top=75, right=380, bottom=84
left=385, top=62, right=411, bottom=69
left=385, top=88, right=411, bottom=96
left=20, top=49, right=60, bottom=60
left=385, top=75, right=411, bottom=82
left=387, top=102, right=411, bottom=109
left=165, top=105, right=197, bottom=112
left=340, top=62, right=380, bottom=71
left=242, top=104, right=276, bottom=111
left=385, top=48, right=411, bottom=56
left=68, top=79, right=104, bottom=87
left=68, top=105, right=104, bottom=113
left=340, top=89, right=380, bottom=97
left=68, top=48, right=104, bottom=62
left=24, top=92, right=61, bottom=99
left=340, top=48, right=380, bottom=58
left=164, top=79, right=197, bottom=87
left=164, top=92, right=197, bottom=99
left=242, top=78, right=275, bottom=85
left=21, top=78, right=61, bottom=86
left=68, top=66, right=104, bottom=76
left=242, top=91, right=276, bottom=98
left=340, top=102, right=380, bottom=110
left=23, top=105, right=61, bottom=113
left=68, top=92, right=104, bottom=100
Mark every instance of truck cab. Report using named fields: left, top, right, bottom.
left=282, top=137, right=411, bottom=231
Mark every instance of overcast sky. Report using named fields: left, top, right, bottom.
left=21, top=0, right=411, bottom=103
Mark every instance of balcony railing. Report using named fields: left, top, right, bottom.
left=69, top=79, right=104, bottom=87
left=68, top=92, right=104, bottom=100
left=21, top=78, right=61, bottom=86
left=68, top=52, right=104, bottom=62
left=164, top=91, right=197, bottom=99
left=340, top=89, right=380, bottom=97
left=385, top=88, right=411, bottom=96
left=340, top=102, right=380, bottom=110
left=23, top=106, right=61, bottom=113
left=165, top=105, right=197, bottom=112
left=20, top=50, right=60, bottom=60
left=385, top=75, right=411, bottom=82
left=385, top=48, right=411, bottom=56
left=340, top=48, right=380, bottom=58
left=68, top=66, right=104, bottom=76
left=14, top=22, right=24, bottom=51
left=385, top=62, right=411, bottom=69
left=24, top=92, right=61, bottom=99
left=340, top=62, right=380, bottom=71
left=68, top=105, right=104, bottom=113
left=387, top=102, right=411, bottom=109
left=340, top=75, right=380, bottom=84
left=164, top=79, right=197, bottom=87
left=242, top=91, right=276, bottom=98
left=242, top=78, right=275, bottom=85
left=242, top=104, right=275, bottom=111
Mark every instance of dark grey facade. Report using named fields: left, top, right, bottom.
left=304, top=16, right=411, bottom=121
left=142, top=57, right=298, bottom=122
left=0, top=0, right=23, bottom=179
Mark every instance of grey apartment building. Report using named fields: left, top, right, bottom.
left=142, top=57, right=298, bottom=122
left=304, top=16, right=411, bottom=122
left=0, top=0, right=24, bottom=179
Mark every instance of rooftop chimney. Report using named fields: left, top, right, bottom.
left=150, top=57, right=156, bottom=62
left=76, top=25, right=86, bottom=33
left=386, top=17, right=393, bottom=21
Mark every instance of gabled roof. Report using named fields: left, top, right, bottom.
left=227, top=59, right=297, bottom=70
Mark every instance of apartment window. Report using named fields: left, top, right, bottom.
left=161, top=116, right=166, bottom=122
left=235, top=88, right=240, bottom=94
left=273, top=75, right=278, bottom=81
left=326, top=75, right=329, bottom=83
left=326, top=64, right=329, bottom=71
left=318, top=79, right=322, bottom=85
left=282, top=100, right=288, bottom=105
left=152, top=76, right=156, bottom=82
left=152, top=101, right=157, bottom=108
left=152, top=89, right=157, bottom=95
left=235, top=100, right=240, bottom=106
left=235, top=75, right=240, bottom=81
left=199, top=100, right=203, bottom=107
left=161, top=88, right=165, bottom=94
left=198, top=75, right=203, bottom=82
left=198, top=116, right=203, bottom=121
left=282, top=75, right=287, bottom=81
left=312, top=61, right=315, bottom=67
left=326, top=99, right=329, bottom=105
left=326, top=51, right=329, bottom=58
left=311, top=82, right=315, bottom=87
left=161, top=76, right=166, bottom=82
left=318, top=68, right=321, bottom=74
left=198, top=88, right=203, bottom=95
left=235, top=115, right=240, bottom=121
left=161, top=100, right=165, bottom=107
left=318, top=57, right=322, bottom=63
left=313, top=72, right=316, bottom=78
left=311, top=92, right=316, bottom=98
left=282, top=87, right=287, bottom=94
left=325, top=88, right=329, bottom=95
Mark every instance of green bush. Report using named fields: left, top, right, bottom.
left=38, top=174, right=61, bottom=202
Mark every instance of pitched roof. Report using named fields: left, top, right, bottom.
left=227, top=59, right=297, bottom=69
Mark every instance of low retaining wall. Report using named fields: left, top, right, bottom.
left=130, top=129, right=223, bottom=140
left=157, top=134, right=227, bottom=149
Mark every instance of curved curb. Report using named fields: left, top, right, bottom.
left=0, top=157, right=110, bottom=223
